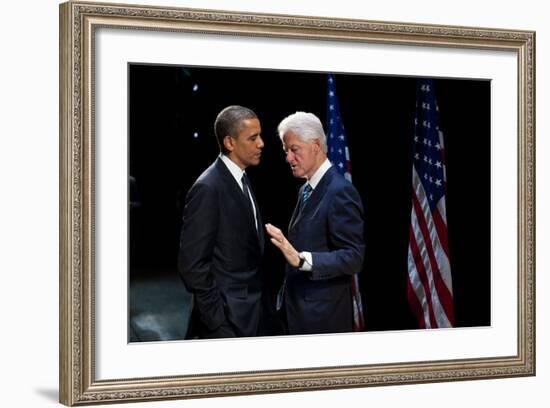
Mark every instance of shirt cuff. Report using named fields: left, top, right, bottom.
left=299, top=251, right=313, bottom=271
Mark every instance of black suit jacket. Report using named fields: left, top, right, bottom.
left=284, top=166, right=365, bottom=335
left=178, top=157, right=264, bottom=338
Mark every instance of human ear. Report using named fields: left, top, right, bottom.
left=313, top=138, right=321, bottom=153
left=223, top=135, right=234, bottom=152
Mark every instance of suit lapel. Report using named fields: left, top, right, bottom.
left=214, top=158, right=263, bottom=247
left=215, top=158, right=245, bottom=201
left=289, top=167, right=335, bottom=231
left=289, top=184, right=303, bottom=230
left=249, top=187, right=265, bottom=250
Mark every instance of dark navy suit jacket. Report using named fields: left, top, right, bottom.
left=284, top=165, right=365, bottom=335
left=178, top=157, right=264, bottom=338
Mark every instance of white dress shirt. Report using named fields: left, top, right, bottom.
left=299, top=158, right=332, bottom=271
left=220, top=154, right=259, bottom=231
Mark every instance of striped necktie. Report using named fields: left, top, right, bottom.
left=299, top=184, right=313, bottom=213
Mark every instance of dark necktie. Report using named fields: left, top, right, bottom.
left=299, top=184, right=313, bottom=213
left=241, top=173, right=257, bottom=231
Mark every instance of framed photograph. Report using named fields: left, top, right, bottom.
left=59, top=1, right=535, bottom=405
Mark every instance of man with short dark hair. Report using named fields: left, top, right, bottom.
left=179, top=105, right=265, bottom=339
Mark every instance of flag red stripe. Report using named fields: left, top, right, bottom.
left=409, top=223, right=438, bottom=328
left=411, top=192, right=455, bottom=325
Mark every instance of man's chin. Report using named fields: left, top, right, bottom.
left=291, top=169, right=305, bottom=178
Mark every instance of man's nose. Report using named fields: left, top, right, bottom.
left=286, top=151, right=293, bottom=163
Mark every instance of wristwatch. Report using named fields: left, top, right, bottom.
left=297, top=253, right=305, bottom=269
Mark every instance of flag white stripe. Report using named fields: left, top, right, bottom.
left=436, top=194, right=448, bottom=225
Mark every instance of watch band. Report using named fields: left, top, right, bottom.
left=297, top=253, right=305, bottom=269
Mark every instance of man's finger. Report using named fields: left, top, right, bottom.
left=270, top=237, right=282, bottom=248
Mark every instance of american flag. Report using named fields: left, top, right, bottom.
left=326, top=73, right=365, bottom=332
left=407, top=78, right=455, bottom=329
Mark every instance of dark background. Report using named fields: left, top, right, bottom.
left=128, top=63, right=490, bottom=339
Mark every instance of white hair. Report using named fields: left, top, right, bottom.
left=277, top=111, right=327, bottom=153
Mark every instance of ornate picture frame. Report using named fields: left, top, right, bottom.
left=59, top=1, right=535, bottom=405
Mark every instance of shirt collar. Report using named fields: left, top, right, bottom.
left=220, top=153, right=245, bottom=188
left=307, top=158, right=332, bottom=190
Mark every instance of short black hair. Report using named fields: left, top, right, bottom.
left=214, top=105, right=258, bottom=154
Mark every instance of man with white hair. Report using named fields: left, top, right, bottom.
left=265, top=111, right=365, bottom=335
